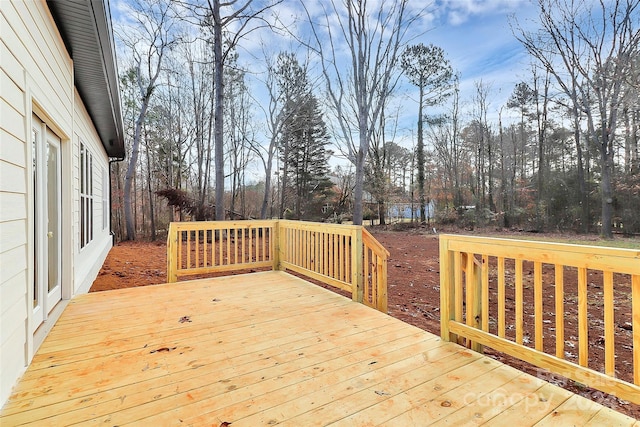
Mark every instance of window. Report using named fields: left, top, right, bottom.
left=80, top=142, right=93, bottom=248
left=32, top=127, right=39, bottom=307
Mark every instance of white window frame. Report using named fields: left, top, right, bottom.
left=80, top=142, right=94, bottom=249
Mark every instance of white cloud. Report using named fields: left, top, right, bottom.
left=437, top=0, right=529, bottom=25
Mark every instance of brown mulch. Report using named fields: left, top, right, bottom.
left=91, top=226, right=639, bottom=420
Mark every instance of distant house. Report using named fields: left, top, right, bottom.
left=387, top=200, right=436, bottom=222
left=0, top=0, right=124, bottom=406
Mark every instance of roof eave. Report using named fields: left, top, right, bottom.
left=47, top=0, right=125, bottom=159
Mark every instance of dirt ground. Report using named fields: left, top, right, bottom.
left=91, top=226, right=639, bottom=419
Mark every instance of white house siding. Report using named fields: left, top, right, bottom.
left=73, top=91, right=112, bottom=295
left=0, top=1, right=112, bottom=406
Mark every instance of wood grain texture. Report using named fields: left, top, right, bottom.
left=1, top=271, right=634, bottom=426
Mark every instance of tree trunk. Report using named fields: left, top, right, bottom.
left=280, top=144, right=289, bottom=218
left=213, top=0, right=225, bottom=221
left=573, top=119, right=588, bottom=233
left=123, top=95, right=151, bottom=241
left=260, top=150, right=274, bottom=219
left=535, top=73, right=548, bottom=231
left=417, top=85, right=426, bottom=223
left=353, top=145, right=365, bottom=226
left=144, top=127, right=156, bottom=241
left=600, top=143, right=614, bottom=239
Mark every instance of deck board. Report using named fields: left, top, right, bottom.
left=1, top=271, right=637, bottom=426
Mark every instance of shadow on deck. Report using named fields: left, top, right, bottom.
left=1, top=271, right=636, bottom=426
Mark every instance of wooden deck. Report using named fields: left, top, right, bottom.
left=1, top=271, right=637, bottom=426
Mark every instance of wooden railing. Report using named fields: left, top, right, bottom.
left=440, top=234, right=640, bottom=404
left=362, top=228, right=389, bottom=312
left=167, top=220, right=388, bottom=312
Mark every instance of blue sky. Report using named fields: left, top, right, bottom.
left=247, top=0, right=541, bottom=136
left=112, top=0, right=541, bottom=173
left=424, top=0, right=538, bottom=111
left=113, top=0, right=539, bottom=121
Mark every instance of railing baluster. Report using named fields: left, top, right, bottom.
left=515, top=259, right=523, bottom=345
left=177, top=230, right=183, bottom=271
left=498, top=257, right=505, bottom=338
left=313, top=231, right=318, bottom=273
left=324, top=232, right=329, bottom=276
left=371, top=250, right=376, bottom=305
left=482, top=255, right=489, bottom=332
left=578, top=267, right=588, bottom=367
left=248, top=227, right=252, bottom=263
left=187, top=229, right=192, bottom=269
left=242, top=227, right=246, bottom=264
left=555, top=264, right=564, bottom=359
left=209, top=229, right=214, bottom=267
left=466, top=253, right=475, bottom=332
left=632, top=274, right=639, bottom=385
left=364, top=246, right=370, bottom=304
left=262, top=227, right=267, bottom=262
left=329, top=234, right=335, bottom=279
left=338, top=235, right=343, bottom=282
left=454, top=251, right=463, bottom=324
left=197, top=230, right=200, bottom=267
left=534, top=261, right=543, bottom=351
left=603, top=270, right=615, bottom=377
left=226, top=227, right=230, bottom=266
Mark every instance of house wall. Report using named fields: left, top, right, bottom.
left=72, top=91, right=112, bottom=295
left=0, top=0, right=112, bottom=406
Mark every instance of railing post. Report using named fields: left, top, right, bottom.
left=351, top=227, right=364, bottom=304
left=272, top=220, right=281, bottom=271
left=439, top=236, right=455, bottom=342
left=167, top=223, right=178, bottom=283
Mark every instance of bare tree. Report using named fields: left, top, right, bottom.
left=531, top=66, right=551, bottom=230
left=401, top=43, right=453, bottom=222
left=184, top=0, right=283, bottom=221
left=474, top=80, right=493, bottom=212
left=254, top=54, right=282, bottom=219
left=119, top=0, right=178, bottom=240
left=299, top=0, right=420, bottom=225
left=365, top=104, right=401, bottom=225
left=224, top=57, right=254, bottom=217
left=513, top=0, right=640, bottom=238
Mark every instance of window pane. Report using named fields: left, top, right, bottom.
left=80, top=145, right=85, bottom=194
left=81, top=196, right=85, bottom=247
left=89, top=198, right=94, bottom=241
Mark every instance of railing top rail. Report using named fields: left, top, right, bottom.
left=362, top=228, right=390, bottom=257
left=169, top=220, right=276, bottom=231
left=440, top=234, right=640, bottom=274
left=278, top=219, right=361, bottom=233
